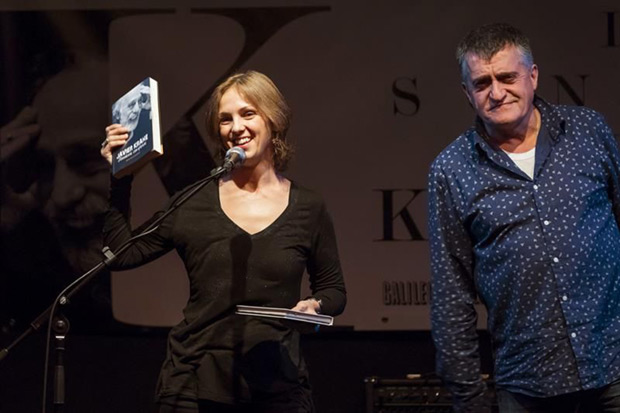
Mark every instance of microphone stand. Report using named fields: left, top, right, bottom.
left=52, top=314, right=69, bottom=413
left=0, top=164, right=233, bottom=413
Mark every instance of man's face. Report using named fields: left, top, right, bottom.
left=32, top=65, right=111, bottom=271
left=36, top=129, right=110, bottom=237
left=118, top=90, right=142, bottom=131
left=461, top=45, right=538, bottom=136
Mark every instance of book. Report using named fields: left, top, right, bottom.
left=111, top=77, right=163, bottom=178
left=235, top=305, right=334, bottom=326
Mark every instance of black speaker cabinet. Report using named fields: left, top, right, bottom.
left=364, top=374, right=498, bottom=413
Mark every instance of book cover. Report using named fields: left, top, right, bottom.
left=111, top=77, right=163, bottom=178
left=235, top=305, right=334, bottom=326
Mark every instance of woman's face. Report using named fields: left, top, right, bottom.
left=217, top=87, right=273, bottom=168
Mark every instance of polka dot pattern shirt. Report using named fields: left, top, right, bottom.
left=427, top=96, right=620, bottom=407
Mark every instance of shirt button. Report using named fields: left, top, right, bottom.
left=571, top=332, right=577, bottom=338
left=544, top=220, right=550, bottom=225
left=553, top=257, right=559, bottom=263
left=562, top=295, right=568, bottom=301
left=533, top=185, right=539, bottom=190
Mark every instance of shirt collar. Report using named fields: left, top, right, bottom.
left=532, top=96, right=566, bottom=141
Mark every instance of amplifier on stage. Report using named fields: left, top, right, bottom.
left=364, top=374, right=498, bottom=413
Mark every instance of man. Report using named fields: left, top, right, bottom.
left=1, top=59, right=116, bottom=335
left=428, top=23, right=620, bottom=412
left=33, top=59, right=112, bottom=275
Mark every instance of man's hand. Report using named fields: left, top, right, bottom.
left=0, top=107, right=40, bottom=164
left=138, top=84, right=151, bottom=111
left=0, top=107, right=42, bottom=230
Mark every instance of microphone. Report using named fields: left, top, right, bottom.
left=222, top=147, right=246, bottom=172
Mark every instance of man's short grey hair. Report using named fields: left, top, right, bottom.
left=456, top=23, right=534, bottom=80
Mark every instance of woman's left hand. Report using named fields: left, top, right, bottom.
left=291, top=298, right=321, bottom=315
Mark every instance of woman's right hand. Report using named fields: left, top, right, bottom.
left=101, top=124, right=130, bottom=165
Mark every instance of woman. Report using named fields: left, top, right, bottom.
left=100, top=71, right=347, bottom=413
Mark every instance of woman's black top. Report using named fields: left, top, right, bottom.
left=103, top=176, right=346, bottom=404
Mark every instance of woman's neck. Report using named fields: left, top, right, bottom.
left=224, top=162, right=282, bottom=192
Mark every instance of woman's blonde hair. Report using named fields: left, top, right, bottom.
left=205, top=70, right=293, bottom=171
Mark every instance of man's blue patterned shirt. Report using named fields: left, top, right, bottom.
left=428, top=97, right=620, bottom=409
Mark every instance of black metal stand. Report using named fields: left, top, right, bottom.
left=0, top=164, right=230, bottom=412
left=52, top=315, right=69, bottom=412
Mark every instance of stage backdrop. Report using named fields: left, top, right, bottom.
left=1, top=0, right=619, bottom=331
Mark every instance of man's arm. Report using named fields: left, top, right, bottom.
left=597, top=114, right=620, bottom=228
left=427, top=163, right=489, bottom=412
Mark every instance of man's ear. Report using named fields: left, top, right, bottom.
left=530, top=64, right=539, bottom=91
left=461, top=82, right=474, bottom=108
